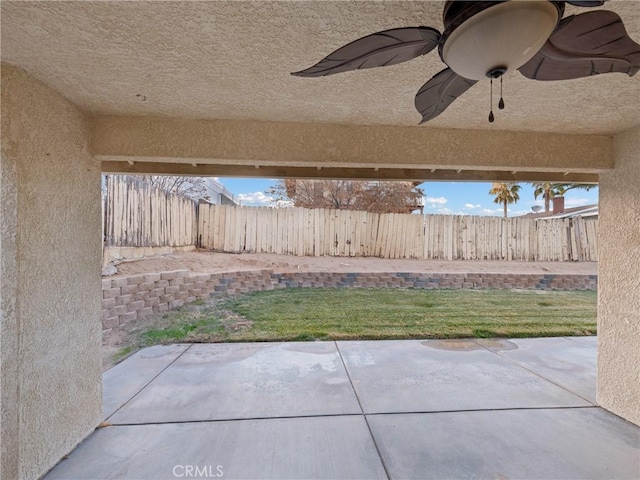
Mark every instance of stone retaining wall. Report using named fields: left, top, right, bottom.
left=101, top=270, right=598, bottom=329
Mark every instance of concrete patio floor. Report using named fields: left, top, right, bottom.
left=47, top=337, right=639, bottom=479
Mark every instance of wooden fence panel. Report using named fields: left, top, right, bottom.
left=105, top=182, right=598, bottom=262
left=104, top=175, right=198, bottom=248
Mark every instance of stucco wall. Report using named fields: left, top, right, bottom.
left=597, top=125, right=640, bottom=426
left=92, top=116, right=613, bottom=173
left=1, top=75, right=20, bottom=479
left=1, top=65, right=103, bottom=479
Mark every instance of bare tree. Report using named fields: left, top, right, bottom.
left=137, top=175, right=210, bottom=200
left=266, top=179, right=424, bottom=213
left=353, top=181, right=424, bottom=213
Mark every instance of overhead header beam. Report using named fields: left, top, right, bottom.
left=102, top=161, right=598, bottom=183
left=92, top=116, right=613, bottom=175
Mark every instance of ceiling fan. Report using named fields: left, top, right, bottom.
left=292, top=1, right=640, bottom=123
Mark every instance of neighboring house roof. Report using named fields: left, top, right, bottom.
left=204, top=178, right=239, bottom=206
left=521, top=204, right=598, bottom=219
left=546, top=206, right=598, bottom=219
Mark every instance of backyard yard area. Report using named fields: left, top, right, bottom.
left=107, top=288, right=596, bottom=367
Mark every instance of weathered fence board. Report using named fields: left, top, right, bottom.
left=104, top=175, right=197, bottom=247
left=196, top=204, right=598, bottom=261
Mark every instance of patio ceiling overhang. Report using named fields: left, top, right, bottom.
left=3, top=0, right=638, bottom=182
left=95, top=116, right=606, bottom=182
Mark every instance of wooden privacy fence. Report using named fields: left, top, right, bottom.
left=103, top=177, right=598, bottom=262
left=103, top=175, right=197, bottom=247
left=198, top=204, right=598, bottom=262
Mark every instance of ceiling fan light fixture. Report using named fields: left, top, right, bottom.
left=442, top=1, right=561, bottom=81
left=293, top=1, right=640, bottom=123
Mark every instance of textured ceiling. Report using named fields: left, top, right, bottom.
left=2, top=1, right=639, bottom=134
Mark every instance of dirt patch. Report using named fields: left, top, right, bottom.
left=102, top=312, right=164, bottom=370
left=110, top=250, right=597, bottom=276
left=101, top=298, right=255, bottom=371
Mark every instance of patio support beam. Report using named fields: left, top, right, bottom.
left=1, top=65, right=103, bottom=479
left=597, top=125, right=640, bottom=426
left=91, top=116, right=614, bottom=175
left=101, top=161, right=598, bottom=183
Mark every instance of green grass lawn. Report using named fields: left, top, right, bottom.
left=135, top=288, right=596, bottom=347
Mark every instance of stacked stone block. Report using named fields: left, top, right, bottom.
left=102, top=269, right=275, bottom=329
left=102, top=270, right=597, bottom=329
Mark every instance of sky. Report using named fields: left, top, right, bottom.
left=216, top=178, right=598, bottom=217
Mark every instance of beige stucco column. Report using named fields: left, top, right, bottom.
left=597, top=125, right=640, bottom=426
left=1, top=65, right=103, bottom=479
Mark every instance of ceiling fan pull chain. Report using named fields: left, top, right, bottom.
left=489, top=78, right=495, bottom=123
left=498, top=77, right=505, bottom=110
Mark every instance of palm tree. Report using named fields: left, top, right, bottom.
left=531, top=182, right=555, bottom=212
left=551, top=183, right=597, bottom=196
left=490, top=183, right=521, bottom=218
left=531, top=183, right=596, bottom=212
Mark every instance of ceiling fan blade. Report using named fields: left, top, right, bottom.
left=565, top=1, right=605, bottom=7
left=519, top=11, right=640, bottom=80
left=291, top=27, right=440, bottom=77
left=415, top=68, right=476, bottom=124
